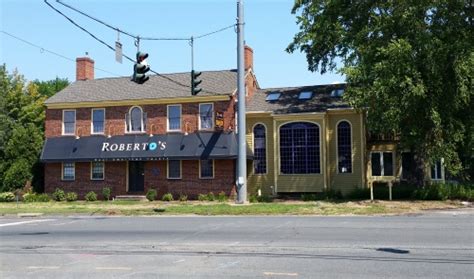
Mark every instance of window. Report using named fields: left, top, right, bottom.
left=431, top=159, right=443, bottom=180
left=280, top=122, right=320, bottom=174
left=92, top=109, right=105, bottom=134
left=167, top=160, right=181, bottom=179
left=199, top=103, right=214, bottom=130
left=331, top=88, right=345, bottom=97
left=371, top=152, right=393, bottom=176
left=62, top=162, right=75, bottom=180
left=298, top=91, right=312, bottom=100
left=200, top=159, right=214, bottom=179
left=126, top=106, right=146, bottom=133
left=253, top=124, right=267, bottom=174
left=91, top=162, right=104, bottom=180
left=337, top=121, right=352, bottom=173
left=167, top=105, right=181, bottom=131
left=62, top=110, right=76, bottom=135
left=265, top=92, right=280, bottom=101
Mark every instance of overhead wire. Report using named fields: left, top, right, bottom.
left=0, top=30, right=121, bottom=77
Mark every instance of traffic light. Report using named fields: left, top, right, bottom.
left=191, top=70, right=202, bottom=95
left=132, top=52, right=150, bottom=84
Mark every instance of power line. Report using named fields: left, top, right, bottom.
left=0, top=30, right=121, bottom=77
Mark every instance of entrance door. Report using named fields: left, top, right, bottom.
left=128, top=161, right=145, bottom=192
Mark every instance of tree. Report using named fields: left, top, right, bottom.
left=34, top=77, right=69, bottom=98
left=287, top=0, right=473, bottom=182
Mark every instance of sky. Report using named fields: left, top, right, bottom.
left=1, top=0, right=344, bottom=88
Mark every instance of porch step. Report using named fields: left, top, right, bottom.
left=114, top=195, right=147, bottom=201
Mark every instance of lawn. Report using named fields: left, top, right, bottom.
left=0, top=200, right=466, bottom=216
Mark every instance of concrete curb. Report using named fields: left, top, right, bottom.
left=17, top=213, right=44, bottom=218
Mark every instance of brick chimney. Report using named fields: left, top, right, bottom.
left=76, top=57, right=94, bottom=81
left=244, top=45, right=253, bottom=71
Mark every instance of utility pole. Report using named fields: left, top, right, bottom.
left=236, top=0, right=247, bottom=203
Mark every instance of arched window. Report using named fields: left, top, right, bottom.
left=280, top=122, right=320, bottom=174
left=337, top=121, right=352, bottom=173
left=126, top=106, right=146, bottom=133
left=253, top=124, right=266, bottom=174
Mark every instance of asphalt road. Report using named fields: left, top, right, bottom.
left=1, top=209, right=473, bottom=278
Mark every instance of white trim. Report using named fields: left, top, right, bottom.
left=199, top=103, right=214, bottom=131
left=252, top=122, right=268, bottom=175
left=370, top=151, right=395, bottom=177
left=335, top=119, right=353, bottom=174
left=91, top=108, right=105, bottom=135
left=167, top=160, right=182, bottom=179
left=90, top=161, right=105, bottom=181
left=126, top=106, right=145, bottom=133
left=199, top=159, right=215, bottom=179
left=276, top=121, right=322, bottom=175
left=61, top=162, right=75, bottom=181
left=62, top=109, right=76, bottom=136
left=430, top=158, right=444, bottom=181
left=167, top=104, right=182, bottom=132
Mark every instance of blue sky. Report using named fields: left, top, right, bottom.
left=1, top=0, right=344, bottom=88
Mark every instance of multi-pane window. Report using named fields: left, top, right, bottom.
left=168, top=160, right=181, bottom=179
left=63, top=110, right=76, bottom=135
left=92, top=109, right=105, bottom=134
left=200, top=159, right=214, bottom=178
left=91, top=162, right=104, bottom=180
left=126, top=106, right=146, bottom=132
left=280, top=122, right=320, bottom=174
left=337, top=121, right=352, bottom=173
left=253, top=124, right=266, bottom=174
left=431, top=159, right=443, bottom=180
left=167, top=105, right=181, bottom=131
left=199, top=103, right=214, bottom=130
left=371, top=152, right=393, bottom=176
left=62, top=162, right=75, bottom=180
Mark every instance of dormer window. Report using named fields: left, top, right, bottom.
left=331, top=88, right=345, bottom=97
left=265, top=92, right=280, bottom=101
left=298, top=91, right=313, bottom=100
left=126, top=106, right=147, bottom=133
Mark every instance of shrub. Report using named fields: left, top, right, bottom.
left=162, top=193, right=174, bottom=202
left=52, top=188, right=66, bottom=201
left=346, top=187, right=371, bottom=200
left=85, top=191, right=97, bottom=202
left=102, top=187, right=111, bottom=201
left=65, top=192, right=78, bottom=202
left=179, top=194, right=188, bottom=202
left=198, top=193, right=207, bottom=201
left=0, top=192, right=15, bottom=202
left=207, top=192, right=215, bottom=201
left=2, top=159, right=32, bottom=192
left=217, top=191, right=227, bottom=202
left=412, top=183, right=473, bottom=201
left=146, top=189, right=157, bottom=201
left=257, top=195, right=273, bottom=203
left=249, top=194, right=258, bottom=203
left=22, top=193, right=50, bottom=202
left=301, top=193, right=317, bottom=201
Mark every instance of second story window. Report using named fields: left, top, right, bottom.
left=62, top=110, right=76, bottom=135
left=92, top=109, right=105, bottom=134
left=167, top=105, right=181, bottom=131
left=199, top=103, right=214, bottom=130
left=126, top=106, right=146, bottom=133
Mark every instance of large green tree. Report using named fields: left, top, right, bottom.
left=288, top=0, right=473, bottom=182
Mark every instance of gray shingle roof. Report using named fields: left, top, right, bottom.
left=45, top=70, right=237, bottom=104
left=247, top=84, right=350, bottom=114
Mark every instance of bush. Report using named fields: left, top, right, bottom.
left=198, top=193, right=207, bottom=201
left=22, top=193, right=50, bottom=202
left=52, top=188, right=66, bottom=201
left=65, top=192, right=78, bottom=202
left=85, top=191, right=97, bottom=202
left=102, top=187, right=111, bottom=201
left=207, top=192, right=215, bottom=201
left=301, top=193, right=317, bottom=201
left=346, top=187, right=371, bottom=200
left=146, top=189, right=157, bottom=201
left=412, top=183, right=473, bottom=201
left=249, top=194, right=258, bottom=203
left=3, top=159, right=32, bottom=192
left=217, top=191, right=227, bottom=202
left=179, top=194, right=188, bottom=202
left=257, top=195, right=273, bottom=203
left=162, top=193, right=174, bottom=202
left=0, top=192, right=15, bottom=202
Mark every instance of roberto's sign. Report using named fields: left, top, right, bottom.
left=101, top=141, right=167, bottom=152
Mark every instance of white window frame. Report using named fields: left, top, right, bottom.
left=167, top=104, right=182, bottom=132
left=90, top=161, right=105, bottom=181
left=370, top=151, right=394, bottom=177
left=199, top=159, right=215, bottom=179
left=62, top=109, right=76, bottom=136
left=91, top=108, right=105, bottom=135
left=252, top=123, right=268, bottom=175
left=167, top=160, right=182, bottom=179
left=199, top=103, right=214, bottom=131
left=61, top=162, right=75, bottom=181
left=431, top=158, right=444, bottom=181
left=126, top=106, right=145, bottom=133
